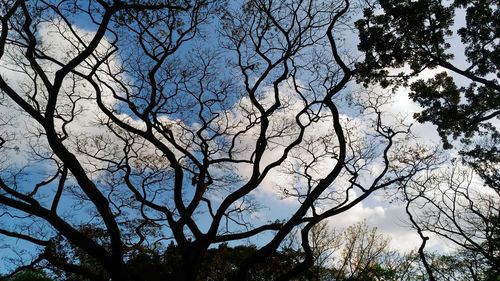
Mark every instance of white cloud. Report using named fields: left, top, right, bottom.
left=0, top=16, right=479, bottom=259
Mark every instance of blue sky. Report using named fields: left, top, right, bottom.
left=0, top=0, right=495, bottom=275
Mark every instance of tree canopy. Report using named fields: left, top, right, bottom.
left=356, top=0, right=499, bottom=278
left=356, top=0, right=499, bottom=186
left=0, top=0, right=498, bottom=280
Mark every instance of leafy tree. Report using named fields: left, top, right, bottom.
left=357, top=1, right=499, bottom=279
left=2, top=270, right=53, bottom=281
left=356, top=0, right=499, bottom=185
left=330, top=221, right=397, bottom=281
left=52, top=234, right=316, bottom=281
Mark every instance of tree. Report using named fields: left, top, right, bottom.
left=330, top=221, right=398, bottom=281
left=42, top=220, right=418, bottom=281
left=3, top=270, right=53, bottom=281
left=0, top=0, right=445, bottom=280
left=356, top=0, right=499, bottom=187
left=356, top=0, right=499, bottom=278
left=287, top=220, right=420, bottom=281
left=403, top=165, right=500, bottom=275
left=430, top=249, right=500, bottom=281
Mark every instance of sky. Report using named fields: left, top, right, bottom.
left=0, top=0, right=495, bottom=274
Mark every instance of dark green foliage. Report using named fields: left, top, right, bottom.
left=356, top=2, right=499, bottom=278
left=356, top=0, right=455, bottom=88
left=409, top=72, right=500, bottom=150
left=356, top=0, right=499, bottom=189
left=159, top=244, right=310, bottom=281
left=50, top=226, right=110, bottom=281
left=455, top=0, right=499, bottom=77
left=409, top=72, right=462, bottom=148
left=126, top=253, right=169, bottom=281
left=5, top=270, right=53, bottom=281
left=54, top=240, right=312, bottom=281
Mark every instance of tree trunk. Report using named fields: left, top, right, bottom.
left=180, top=245, right=205, bottom=281
left=109, top=262, right=131, bottom=281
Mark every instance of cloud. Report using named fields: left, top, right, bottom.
left=0, top=16, right=474, bottom=259
left=205, top=81, right=437, bottom=250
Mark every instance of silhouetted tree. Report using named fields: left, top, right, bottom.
left=0, top=0, right=438, bottom=280
left=356, top=0, right=499, bottom=188
left=357, top=0, right=499, bottom=278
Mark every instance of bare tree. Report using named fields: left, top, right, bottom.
left=403, top=163, right=500, bottom=278
left=0, top=1, right=439, bottom=280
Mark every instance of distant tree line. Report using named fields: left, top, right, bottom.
left=3, top=221, right=498, bottom=280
